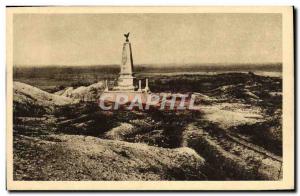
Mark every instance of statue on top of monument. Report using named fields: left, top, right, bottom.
left=124, top=32, right=130, bottom=42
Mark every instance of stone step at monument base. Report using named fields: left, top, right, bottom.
left=117, top=75, right=135, bottom=91
left=113, top=85, right=135, bottom=92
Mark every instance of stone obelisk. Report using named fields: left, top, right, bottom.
left=114, top=32, right=135, bottom=91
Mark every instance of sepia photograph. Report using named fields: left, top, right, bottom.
left=6, top=6, right=294, bottom=191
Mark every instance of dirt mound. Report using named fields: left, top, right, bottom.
left=104, top=119, right=155, bottom=140
left=14, top=134, right=206, bottom=181
left=200, top=102, right=264, bottom=129
left=55, top=81, right=105, bottom=101
left=207, top=84, right=261, bottom=103
left=13, top=82, right=74, bottom=115
left=181, top=123, right=282, bottom=180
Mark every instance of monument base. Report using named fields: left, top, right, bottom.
left=113, top=86, right=135, bottom=91
left=114, top=74, right=135, bottom=91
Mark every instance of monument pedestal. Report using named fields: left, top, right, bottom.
left=113, top=74, right=135, bottom=91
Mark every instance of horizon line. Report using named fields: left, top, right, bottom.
left=14, top=62, right=283, bottom=68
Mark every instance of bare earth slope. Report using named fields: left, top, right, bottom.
left=14, top=82, right=74, bottom=106
left=13, top=82, right=206, bottom=181
left=13, top=82, right=74, bottom=115
left=54, top=81, right=105, bottom=101
left=13, top=72, right=282, bottom=181
left=14, top=133, right=206, bottom=181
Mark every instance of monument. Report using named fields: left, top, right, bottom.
left=113, top=32, right=135, bottom=91
left=100, top=33, right=151, bottom=107
left=104, top=33, right=150, bottom=93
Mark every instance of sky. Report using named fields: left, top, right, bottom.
left=13, top=13, right=282, bottom=66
